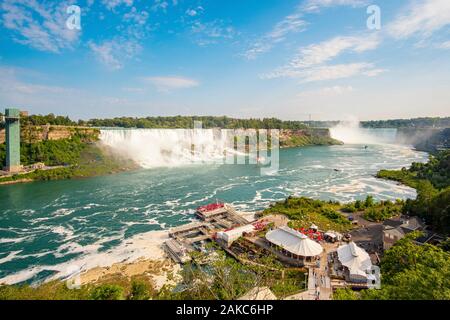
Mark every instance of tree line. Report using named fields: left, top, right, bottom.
left=378, top=150, right=450, bottom=235
left=84, top=116, right=310, bottom=129
left=361, top=117, right=450, bottom=128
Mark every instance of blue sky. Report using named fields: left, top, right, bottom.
left=0, top=0, right=449, bottom=120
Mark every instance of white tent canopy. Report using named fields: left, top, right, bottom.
left=337, top=242, right=372, bottom=278
left=265, top=226, right=323, bottom=257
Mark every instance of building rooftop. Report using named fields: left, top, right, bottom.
left=265, top=226, right=323, bottom=257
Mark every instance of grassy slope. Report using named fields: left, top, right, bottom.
left=263, top=197, right=353, bottom=232
left=0, top=137, right=137, bottom=184
left=376, top=169, right=423, bottom=189
left=280, top=134, right=342, bottom=148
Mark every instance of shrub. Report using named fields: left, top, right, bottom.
left=128, top=281, right=151, bottom=300
left=90, top=284, right=124, bottom=300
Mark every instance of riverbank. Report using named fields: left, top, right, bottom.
left=376, top=150, right=449, bottom=235
left=0, top=143, right=139, bottom=185
left=1, top=126, right=340, bottom=186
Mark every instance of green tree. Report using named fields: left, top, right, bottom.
left=364, top=195, right=375, bottom=208
left=128, top=280, right=151, bottom=300
left=333, top=288, right=359, bottom=300
left=362, top=233, right=450, bottom=300
left=90, top=284, right=124, bottom=300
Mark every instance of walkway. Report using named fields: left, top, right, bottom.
left=284, top=242, right=337, bottom=300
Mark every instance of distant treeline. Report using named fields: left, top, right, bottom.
left=84, top=116, right=309, bottom=129
left=361, top=117, right=450, bottom=128
left=22, top=114, right=78, bottom=126
left=0, top=113, right=78, bottom=128
left=1, top=113, right=309, bottom=129
left=3, top=112, right=449, bottom=129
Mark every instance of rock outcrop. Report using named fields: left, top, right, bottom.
left=0, top=125, right=99, bottom=144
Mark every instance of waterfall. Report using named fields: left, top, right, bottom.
left=100, top=128, right=238, bottom=168
left=329, top=119, right=397, bottom=145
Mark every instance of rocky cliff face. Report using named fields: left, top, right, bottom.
left=396, top=128, right=450, bottom=153
left=0, top=125, right=99, bottom=144
left=279, top=128, right=342, bottom=148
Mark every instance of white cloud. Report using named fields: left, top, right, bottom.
left=186, top=6, right=204, bottom=17
left=262, top=34, right=383, bottom=82
left=151, top=0, right=169, bottom=12
left=437, top=40, right=450, bottom=49
left=123, top=7, right=149, bottom=25
left=144, top=76, right=199, bottom=92
left=0, top=0, right=80, bottom=53
left=88, top=3, right=152, bottom=69
left=102, top=0, right=133, bottom=11
left=190, top=19, right=237, bottom=46
left=88, top=38, right=142, bottom=70
left=244, top=13, right=307, bottom=59
left=289, top=34, right=380, bottom=68
left=388, top=0, right=450, bottom=39
left=264, top=62, right=383, bottom=82
left=302, top=0, right=368, bottom=13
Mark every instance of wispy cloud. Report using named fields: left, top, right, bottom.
left=264, top=62, right=384, bottom=82
left=88, top=38, right=142, bottom=70
left=189, top=19, right=238, bottom=46
left=88, top=4, right=152, bottom=70
left=302, top=0, right=368, bottom=13
left=101, top=0, right=134, bottom=11
left=244, top=13, right=307, bottom=59
left=388, top=0, right=450, bottom=39
left=437, top=40, right=450, bottom=49
left=289, top=34, right=380, bottom=68
left=151, top=0, right=178, bottom=13
left=0, top=0, right=80, bottom=53
left=144, top=76, right=199, bottom=92
left=186, top=6, right=204, bottom=17
left=0, top=66, right=79, bottom=109
left=262, top=34, right=383, bottom=82
left=123, top=7, right=149, bottom=25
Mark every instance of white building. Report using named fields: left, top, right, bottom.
left=337, top=242, right=373, bottom=283
left=216, top=224, right=255, bottom=247
left=265, top=226, right=323, bottom=261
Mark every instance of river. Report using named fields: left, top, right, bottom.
left=0, top=128, right=428, bottom=284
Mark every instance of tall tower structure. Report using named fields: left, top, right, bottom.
left=4, top=108, right=21, bottom=172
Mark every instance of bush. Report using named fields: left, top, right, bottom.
left=90, top=284, right=124, bottom=300
left=128, top=281, right=151, bottom=300
left=320, top=208, right=350, bottom=225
